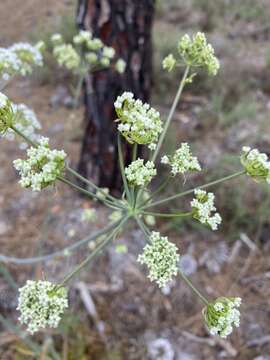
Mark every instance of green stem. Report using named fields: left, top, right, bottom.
left=59, top=176, right=120, bottom=209
left=135, top=216, right=151, bottom=237
left=139, top=176, right=171, bottom=208
left=66, top=166, right=119, bottom=205
left=0, top=219, right=122, bottom=265
left=11, top=125, right=37, bottom=147
left=179, top=270, right=209, bottom=306
left=58, top=216, right=129, bottom=287
left=131, top=144, right=138, bottom=207
left=141, top=211, right=191, bottom=218
left=73, top=73, right=84, bottom=108
left=142, top=170, right=246, bottom=210
left=136, top=66, right=190, bottom=205
left=117, top=134, right=132, bottom=203
left=151, top=65, right=190, bottom=163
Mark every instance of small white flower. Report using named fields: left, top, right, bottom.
left=81, top=208, right=97, bottom=222
left=17, top=280, right=68, bottom=334
left=138, top=231, right=180, bottom=288
left=125, top=159, right=156, bottom=186
left=191, top=189, right=222, bottom=231
left=115, top=58, right=126, bottom=74
left=51, top=33, right=63, bottom=45
left=73, top=30, right=92, bottom=45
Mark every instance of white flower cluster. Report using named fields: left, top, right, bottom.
left=0, top=92, right=14, bottom=133
left=51, top=31, right=125, bottom=73
left=115, top=92, right=163, bottom=150
left=191, top=189, right=222, bottom=230
left=138, top=231, right=180, bottom=288
left=13, top=137, right=66, bottom=191
left=4, top=103, right=41, bottom=149
left=0, top=43, right=43, bottom=81
left=125, top=158, right=156, bottom=186
left=178, top=32, right=220, bottom=76
left=161, top=143, right=201, bottom=175
left=203, top=297, right=241, bottom=338
left=17, top=280, right=68, bottom=334
left=241, top=146, right=270, bottom=184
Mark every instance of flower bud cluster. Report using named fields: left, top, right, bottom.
left=13, top=137, right=66, bottom=191
left=178, top=32, right=219, bottom=75
left=115, top=92, right=163, bottom=150
left=162, top=54, right=176, bottom=72
left=4, top=103, right=41, bottom=149
left=51, top=31, right=126, bottom=74
left=125, top=158, right=156, bottom=186
left=17, top=280, right=68, bottom=334
left=0, top=92, right=14, bottom=133
left=161, top=143, right=201, bottom=175
left=138, top=231, right=180, bottom=288
left=81, top=208, right=97, bottom=222
left=203, top=297, right=241, bottom=338
left=53, top=44, right=81, bottom=70
left=0, top=43, right=43, bottom=81
left=191, top=189, right=222, bottom=230
left=241, top=146, right=270, bottom=184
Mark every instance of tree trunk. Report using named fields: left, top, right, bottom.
left=76, top=0, right=155, bottom=191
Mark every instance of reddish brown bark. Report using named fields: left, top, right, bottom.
left=77, top=0, right=155, bottom=191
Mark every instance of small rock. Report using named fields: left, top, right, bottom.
left=199, top=241, right=229, bottom=274
left=0, top=221, right=10, bottom=235
left=148, top=338, right=175, bottom=360
left=50, top=85, right=73, bottom=109
left=253, top=356, right=270, bottom=360
left=179, top=254, right=197, bottom=276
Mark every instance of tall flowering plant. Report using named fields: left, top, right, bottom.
left=1, top=31, right=267, bottom=337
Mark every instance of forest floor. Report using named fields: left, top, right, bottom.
left=0, top=1, right=270, bottom=359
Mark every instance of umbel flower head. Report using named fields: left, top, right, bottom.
left=3, top=103, right=41, bottom=149
left=9, top=42, right=43, bottom=75
left=241, top=146, right=270, bottom=184
left=138, top=231, right=180, bottom=288
left=13, top=137, right=66, bottom=191
left=0, top=43, right=43, bottom=81
left=161, top=143, right=201, bottom=175
left=125, top=158, right=157, bottom=186
left=178, top=32, right=219, bottom=76
left=0, top=92, right=14, bottom=134
left=17, top=280, right=68, bottom=334
left=162, top=54, right=176, bottom=72
left=115, top=92, right=163, bottom=150
left=0, top=48, right=22, bottom=81
left=191, top=189, right=222, bottom=231
left=203, top=297, right=241, bottom=338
